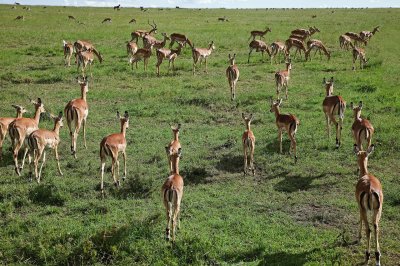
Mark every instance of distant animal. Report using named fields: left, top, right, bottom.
left=128, top=18, right=136, bottom=24
left=226, top=54, right=239, bottom=100
left=15, top=2, right=20, bottom=5
left=248, top=27, right=271, bottom=41
left=191, top=41, right=216, bottom=75
left=102, top=18, right=112, bottom=23
left=248, top=40, right=271, bottom=63
left=15, top=15, right=24, bottom=20
left=274, top=59, right=292, bottom=100
left=350, top=43, right=368, bottom=70
left=68, top=15, right=76, bottom=20
left=131, top=20, right=157, bottom=43
left=113, top=4, right=120, bottom=10
left=241, top=113, right=255, bottom=176
left=218, top=16, right=229, bottom=22
left=129, top=48, right=152, bottom=71
left=312, top=15, right=317, bottom=18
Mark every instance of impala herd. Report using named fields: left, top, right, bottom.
left=2, top=18, right=384, bottom=264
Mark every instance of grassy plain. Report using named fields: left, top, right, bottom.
left=0, top=4, right=399, bottom=265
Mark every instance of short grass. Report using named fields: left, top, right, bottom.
left=0, top=5, right=399, bottom=265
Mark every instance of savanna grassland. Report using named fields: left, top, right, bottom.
left=0, top=4, right=400, bottom=265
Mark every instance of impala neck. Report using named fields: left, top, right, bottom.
left=33, top=106, right=41, bottom=124
left=245, top=122, right=251, bottom=131
left=53, top=122, right=61, bottom=136
left=81, top=86, right=87, bottom=101
left=358, top=157, right=369, bottom=177
left=171, top=155, right=180, bottom=175
left=273, top=106, right=281, bottom=118
left=120, top=121, right=127, bottom=137
left=354, top=110, right=361, bottom=120
left=173, top=132, right=179, bottom=141
left=326, top=85, right=333, bottom=96
left=16, top=112, right=24, bottom=119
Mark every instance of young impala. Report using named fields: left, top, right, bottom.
left=161, top=148, right=183, bottom=242
left=156, top=43, right=183, bottom=76
left=73, top=40, right=103, bottom=63
left=242, top=113, right=255, bottom=176
left=339, top=34, right=352, bottom=50
left=100, top=111, right=129, bottom=194
left=354, top=145, right=383, bottom=266
left=64, top=77, right=89, bottom=159
left=27, top=112, right=63, bottom=183
left=248, top=27, right=271, bottom=41
left=0, top=105, right=27, bottom=160
left=165, top=124, right=181, bottom=174
left=350, top=43, right=368, bottom=70
left=270, top=41, right=289, bottom=64
left=143, top=32, right=170, bottom=50
left=76, top=50, right=96, bottom=77
left=351, top=101, right=374, bottom=151
left=8, top=98, right=45, bottom=175
left=129, top=47, right=152, bottom=71
left=63, top=40, right=74, bottom=67
left=275, top=59, right=292, bottom=100
left=270, top=98, right=300, bottom=162
left=248, top=40, right=271, bottom=63
left=322, top=77, right=346, bottom=148
left=285, top=38, right=309, bottom=60
left=226, top=53, right=239, bottom=100
left=344, top=32, right=367, bottom=46
left=306, top=39, right=330, bottom=61
left=126, top=40, right=138, bottom=57
left=191, top=41, right=216, bottom=75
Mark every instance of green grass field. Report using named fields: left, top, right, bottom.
left=0, top=4, right=399, bottom=265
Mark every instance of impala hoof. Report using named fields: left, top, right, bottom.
left=122, top=176, right=126, bottom=181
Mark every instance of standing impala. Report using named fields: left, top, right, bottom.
left=242, top=113, right=255, bottom=176
left=169, top=33, right=192, bottom=48
left=100, top=111, right=129, bottom=194
left=0, top=105, right=27, bottom=160
left=285, top=38, right=309, bottom=60
left=275, top=59, right=292, bottom=100
left=162, top=148, right=183, bottom=242
left=306, top=39, right=330, bottom=61
left=354, top=145, right=383, bottom=266
left=9, top=98, right=45, bottom=175
left=156, top=43, right=184, bottom=76
left=131, top=20, right=157, bottom=43
left=27, top=112, right=63, bottom=183
left=73, top=40, right=103, bottom=63
left=360, top=26, right=380, bottom=43
left=339, top=34, right=352, bottom=50
left=64, top=77, right=89, bottom=159
left=248, top=27, right=271, bottom=41
left=76, top=50, right=101, bottom=78
left=226, top=53, right=239, bottom=100
left=350, top=43, right=368, bottom=70
left=191, top=41, right=215, bottom=75
left=322, top=77, right=346, bottom=148
left=129, top=47, right=152, bottom=71
left=63, top=40, right=74, bottom=67
left=270, top=41, right=289, bottom=64
left=248, top=40, right=271, bottom=63
left=351, top=101, right=374, bottom=151
left=344, top=32, right=367, bottom=46
left=165, top=124, right=181, bottom=174
left=144, top=32, right=170, bottom=50
left=270, top=98, right=300, bottom=162
left=291, top=26, right=320, bottom=39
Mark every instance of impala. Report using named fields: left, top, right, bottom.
left=64, top=77, right=89, bottom=159
left=360, top=26, right=380, bottom=42
left=144, top=32, right=170, bottom=50
left=248, top=40, right=271, bottom=63
left=131, top=20, right=157, bottom=43
left=169, top=33, right=192, bottom=48
left=27, top=112, right=63, bottom=183
left=76, top=50, right=101, bottom=77
left=161, top=148, right=183, bottom=242
left=306, top=39, right=330, bottom=61
left=344, top=32, right=367, bottom=46
left=226, top=54, right=240, bottom=100
left=270, top=41, right=289, bottom=64
left=191, top=41, right=216, bottom=75
left=289, top=34, right=307, bottom=42
left=100, top=111, right=129, bottom=194
left=285, top=38, right=309, bottom=60
left=156, top=43, right=184, bottom=76
left=8, top=98, right=45, bottom=175
left=351, top=43, right=368, bottom=70
left=63, top=40, right=74, bottom=67
left=101, top=18, right=112, bottom=23
left=339, top=34, right=352, bottom=50
left=129, top=47, right=152, bottom=71
left=274, top=59, right=292, bottom=100
left=354, top=145, right=383, bottom=266
left=73, top=40, right=103, bottom=63
left=0, top=105, right=27, bottom=160
left=248, top=27, right=271, bottom=41
left=241, top=113, right=255, bottom=176
left=350, top=101, right=374, bottom=151
left=269, top=98, right=300, bottom=162
left=165, top=124, right=181, bottom=174
left=291, top=26, right=320, bottom=39
left=322, top=77, right=346, bottom=148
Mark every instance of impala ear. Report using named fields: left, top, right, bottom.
left=37, top=98, right=42, bottom=104
left=366, top=144, right=375, bottom=156
left=228, top=53, right=231, bottom=59
left=176, top=123, right=181, bottom=130
left=350, top=102, right=354, bottom=109
left=278, top=98, right=283, bottom=105
left=124, top=111, right=129, bottom=119
left=249, top=113, right=253, bottom=120
left=358, top=101, right=363, bottom=109
left=58, top=111, right=63, bottom=118
left=116, top=111, right=121, bottom=119
left=330, top=77, right=334, bottom=83
left=233, top=53, right=236, bottom=58
left=353, top=144, right=360, bottom=155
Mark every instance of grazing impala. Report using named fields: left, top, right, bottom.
left=226, top=54, right=240, bottom=100
left=144, top=32, right=170, bottom=50
left=269, top=98, right=300, bottom=162
left=162, top=148, right=183, bottom=242
left=165, top=124, right=181, bottom=174
left=0, top=105, right=27, bottom=160
left=353, top=144, right=383, bottom=266
left=9, top=98, right=45, bottom=175
left=344, top=32, right=367, bottom=46
left=270, top=41, right=289, bottom=64
left=76, top=50, right=97, bottom=77
left=169, top=33, right=192, bottom=48
left=360, top=26, right=380, bottom=42
left=63, top=40, right=74, bottom=67
left=241, top=113, right=255, bottom=176
left=291, top=26, right=320, bottom=39
left=248, top=40, right=271, bottom=63
left=339, top=34, right=352, bottom=50
left=64, top=77, right=89, bottom=159
left=248, top=27, right=271, bottom=41
left=73, top=40, right=103, bottom=63
left=285, top=38, right=309, bottom=60
left=100, top=111, right=129, bottom=194
left=275, top=59, right=292, bottom=100
left=129, top=47, right=152, bottom=71
left=27, top=112, right=63, bottom=183
left=306, top=39, right=330, bottom=61
left=351, top=101, right=374, bottom=151
left=131, top=20, right=157, bottom=43
left=191, top=41, right=216, bottom=75
left=322, top=77, right=346, bottom=148
left=350, top=43, right=368, bottom=70
left=156, top=43, right=184, bottom=76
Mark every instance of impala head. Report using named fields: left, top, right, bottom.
left=354, top=144, right=374, bottom=172
left=269, top=98, right=282, bottom=112
left=117, top=111, right=129, bottom=129
left=77, top=76, right=89, bottom=93
left=323, top=77, right=334, bottom=96
left=209, top=41, right=216, bottom=50
left=11, top=104, right=28, bottom=116
left=266, top=27, right=271, bottom=32
left=51, top=111, right=64, bottom=128
left=285, top=59, right=292, bottom=70
left=373, top=26, right=380, bottom=33
left=162, top=32, right=171, bottom=40
left=242, top=113, right=253, bottom=127
left=228, top=53, right=236, bottom=65
left=30, top=98, right=46, bottom=114
left=350, top=101, right=363, bottom=119
left=171, top=123, right=181, bottom=135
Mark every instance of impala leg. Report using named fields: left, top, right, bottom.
left=361, top=209, right=371, bottom=265
left=34, top=149, right=40, bottom=181
left=82, top=118, right=87, bottom=149
left=28, top=148, right=34, bottom=181
left=278, top=128, right=283, bottom=154
left=55, top=145, right=63, bottom=176
left=325, top=114, right=331, bottom=139
left=285, top=83, right=288, bottom=100
left=13, top=140, right=22, bottom=176
left=338, top=117, right=343, bottom=148
left=290, top=132, right=297, bottom=163
left=373, top=208, right=382, bottom=266
left=248, top=48, right=253, bottom=63
left=122, top=151, right=127, bottom=180
left=20, top=146, right=29, bottom=171
left=172, top=200, right=180, bottom=242
left=250, top=142, right=255, bottom=176
left=358, top=207, right=363, bottom=243
left=165, top=201, right=172, bottom=241
left=331, top=117, right=339, bottom=148
left=205, top=58, right=208, bottom=73
left=38, top=150, right=46, bottom=183
left=0, top=134, right=4, bottom=160
left=100, top=158, right=106, bottom=194
left=243, top=142, right=248, bottom=175
left=115, top=154, right=120, bottom=186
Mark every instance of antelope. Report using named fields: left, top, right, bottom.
left=353, top=144, right=383, bottom=266
left=102, top=18, right=112, bottom=23
left=129, top=47, right=152, bottom=71
left=218, top=16, right=229, bottom=22
left=131, top=20, right=157, bottom=43
left=76, top=50, right=96, bottom=77
left=274, top=59, right=292, bottom=100
left=74, top=40, right=102, bottom=60
left=344, top=32, right=367, bottom=46
left=226, top=54, right=239, bottom=100
left=161, top=148, right=183, bottom=242
left=27, top=112, right=63, bottom=183
left=128, top=18, right=136, bottom=24
left=270, top=41, right=289, bottom=64
left=339, top=34, right=352, bottom=50
left=306, top=39, right=330, bottom=61
left=291, top=26, right=320, bottom=39
left=169, top=33, right=192, bottom=48
left=248, top=27, right=271, bottom=41
left=360, top=26, right=380, bottom=42
left=143, top=32, right=170, bottom=50
left=350, top=43, right=368, bottom=70
left=68, top=15, right=75, bottom=20
left=64, top=77, right=89, bottom=159
left=156, top=43, right=184, bottom=76
left=63, top=40, right=74, bottom=67
left=285, top=38, right=309, bottom=60
left=0, top=105, right=27, bottom=160
left=15, top=15, right=24, bottom=20
left=113, top=4, right=120, bottom=10
left=248, top=40, right=271, bottom=63
left=350, top=101, right=374, bottom=151
left=8, top=98, right=45, bottom=175
left=165, top=124, right=181, bottom=174
left=322, top=77, right=346, bottom=148
left=289, top=34, right=307, bottom=42
left=100, top=111, right=129, bottom=194
left=191, top=41, right=216, bottom=75
left=126, top=41, right=138, bottom=57
left=269, top=98, right=300, bottom=162
left=241, top=113, right=255, bottom=176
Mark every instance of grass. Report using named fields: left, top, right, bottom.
left=0, top=4, right=400, bottom=265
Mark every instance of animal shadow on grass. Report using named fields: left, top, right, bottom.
left=216, top=153, right=243, bottom=173
left=109, top=173, right=154, bottom=199
left=274, top=173, right=331, bottom=193
left=181, top=166, right=212, bottom=185
left=264, top=139, right=293, bottom=156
